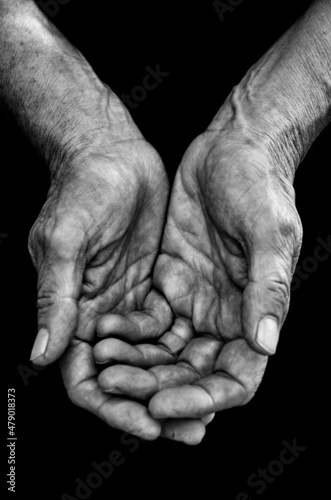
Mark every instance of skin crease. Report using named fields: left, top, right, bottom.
left=93, top=0, right=331, bottom=436
left=30, top=101, right=214, bottom=443
left=93, top=117, right=303, bottom=420
left=0, top=1, right=213, bottom=444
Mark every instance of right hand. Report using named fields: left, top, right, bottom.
left=28, top=93, right=170, bottom=365
left=28, top=91, right=212, bottom=442
left=28, top=91, right=171, bottom=438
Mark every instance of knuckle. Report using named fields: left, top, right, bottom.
left=37, top=293, right=56, bottom=313
left=28, top=223, right=43, bottom=264
left=28, top=219, right=83, bottom=263
left=44, top=222, right=85, bottom=260
left=253, top=193, right=303, bottom=255
left=66, top=386, right=82, bottom=407
left=66, top=381, right=92, bottom=410
left=241, top=371, right=265, bottom=406
left=278, top=212, right=303, bottom=248
left=291, top=212, right=303, bottom=264
left=92, top=342, right=106, bottom=361
left=97, top=370, right=109, bottom=389
left=44, top=226, right=70, bottom=252
left=277, top=219, right=298, bottom=241
left=96, top=317, right=108, bottom=336
left=267, top=278, right=290, bottom=309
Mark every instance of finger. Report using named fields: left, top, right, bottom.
left=97, top=398, right=161, bottom=441
left=242, top=211, right=301, bottom=355
left=149, top=363, right=199, bottom=390
left=157, top=317, right=195, bottom=356
left=215, top=339, right=268, bottom=397
left=29, top=224, right=84, bottom=366
left=149, top=382, right=238, bottom=419
left=96, top=337, right=222, bottom=401
left=96, top=314, right=141, bottom=339
left=201, top=413, right=215, bottom=425
left=218, top=279, right=243, bottom=339
left=160, top=413, right=214, bottom=444
left=96, top=338, right=222, bottom=401
left=95, top=316, right=194, bottom=369
left=160, top=419, right=206, bottom=445
left=98, top=362, right=200, bottom=401
left=96, top=289, right=173, bottom=342
left=98, top=365, right=159, bottom=400
left=149, top=339, right=267, bottom=418
left=61, top=340, right=161, bottom=440
left=178, top=337, right=223, bottom=376
left=138, top=337, right=222, bottom=394
left=93, top=338, right=175, bottom=367
left=146, top=338, right=222, bottom=395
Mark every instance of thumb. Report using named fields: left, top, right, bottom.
left=29, top=226, right=84, bottom=366
left=242, top=220, right=301, bottom=356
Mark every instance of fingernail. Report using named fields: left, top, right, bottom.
left=256, top=317, right=279, bottom=355
left=104, top=387, right=123, bottom=395
left=30, top=329, right=49, bottom=361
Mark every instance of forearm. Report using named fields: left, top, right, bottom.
left=0, top=0, right=132, bottom=174
left=211, top=0, right=331, bottom=181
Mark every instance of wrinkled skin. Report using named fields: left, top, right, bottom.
left=28, top=106, right=212, bottom=443
left=95, top=125, right=303, bottom=423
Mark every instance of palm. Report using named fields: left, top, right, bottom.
left=56, top=137, right=212, bottom=442
left=66, top=139, right=169, bottom=341
left=95, top=131, right=301, bottom=420
left=155, top=131, right=298, bottom=340
left=55, top=137, right=173, bottom=438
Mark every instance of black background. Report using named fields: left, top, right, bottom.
left=1, top=1, right=330, bottom=499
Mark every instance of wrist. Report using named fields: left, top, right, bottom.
left=206, top=92, right=298, bottom=186
left=208, top=1, right=331, bottom=184
left=207, top=71, right=328, bottom=186
left=233, top=62, right=330, bottom=184
left=46, top=93, right=144, bottom=182
left=45, top=89, right=141, bottom=176
left=0, top=3, right=140, bottom=176
left=226, top=84, right=304, bottom=184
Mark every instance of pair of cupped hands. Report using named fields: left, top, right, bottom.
left=28, top=90, right=302, bottom=445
